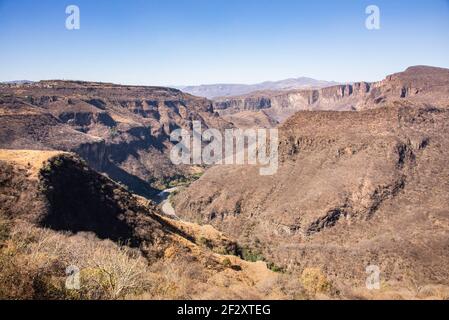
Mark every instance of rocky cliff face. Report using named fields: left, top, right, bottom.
left=173, top=101, right=449, bottom=289
left=213, top=82, right=371, bottom=117
left=214, top=66, right=449, bottom=123
left=0, top=81, right=231, bottom=196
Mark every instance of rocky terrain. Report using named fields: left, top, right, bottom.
left=173, top=102, right=449, bottom=296
left=219, top=110, right=279, bottom=129
left=0, top=150, right=305, bottom=299
left=214, top=66, right=449, bottom=123
left=172, top=66, right=449, bottom=297
left=1, top=65, right=449, bottom=300
left=177, top=77, right=338, bottom=99
left=0, top=81, right=231, bottom=195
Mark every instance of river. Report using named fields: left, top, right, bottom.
left=155, top=187, right=180, bottom=219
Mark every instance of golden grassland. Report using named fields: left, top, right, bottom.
left=0, top=149, right=68, bottom=179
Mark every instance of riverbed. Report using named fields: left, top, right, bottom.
left=155, top=187, right=180, bottom=219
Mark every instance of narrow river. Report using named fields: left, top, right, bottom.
left=155, top=187, right=180, bottom=220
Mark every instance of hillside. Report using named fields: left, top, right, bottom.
left=172, top=102, right=449, bottom=297
left=0, top=149, right=303, bottom=300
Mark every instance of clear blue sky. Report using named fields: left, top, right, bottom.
left=0, top=0, right=448, bottom=85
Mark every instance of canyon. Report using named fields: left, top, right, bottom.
left=0, top=81, right=232, bottom=196
left=172, top=66, right=449, bottom=296
left=1, top=65, right=449, bottom=299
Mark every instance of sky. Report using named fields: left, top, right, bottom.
left=0, top=0, right=448, bottom=86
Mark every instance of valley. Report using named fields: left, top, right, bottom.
left=1, top=65, right=449, bottom=300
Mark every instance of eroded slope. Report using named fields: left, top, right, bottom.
left=0, top=150, right=302, bottom=299
left=173, top=102, right=449, bottom=292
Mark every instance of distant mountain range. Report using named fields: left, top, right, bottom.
left=176, top=77, right=340, bottom=99
left=1, top=80, right=34, bottom=85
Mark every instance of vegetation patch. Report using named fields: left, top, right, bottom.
left=0, top=219, right=11, bottom=246
left=150, top=172, right=204, bottom=190
left=239, top=247, right=265, bottom=262
left=300, top=268, right=333, bottom=296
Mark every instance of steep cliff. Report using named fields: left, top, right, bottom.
left=214, top=66, right=449, bottom=123
left=0, top=81, right=231, bottom=196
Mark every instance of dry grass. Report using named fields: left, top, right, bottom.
left=300, top=268, right=333, bottom=296
left=0, top=149, right=67, bottom=179
left=109, top=111, right=140, bottom=125
left=341, top=283, right=449, bottom=300
left=0, top=108, right=43, bottom=116
left=0, top=220, right=151, bottom=299
left=0, top=218, right=310, bottom=300
left=5, top=218, right=446, bottom=300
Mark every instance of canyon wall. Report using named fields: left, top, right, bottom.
left=214, top=66, right=449, bottom=123
left=0, top=81, right=231, bottom=196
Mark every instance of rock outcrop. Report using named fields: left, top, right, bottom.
left=0, top=81, right=231, bottom=196
left=214, top=66, right=449, bottom=123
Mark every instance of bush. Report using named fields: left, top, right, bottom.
left=79, top=246, right=150, bottom=299
left=240, top=247, right=265, bottom=262
left=300, top=268, right=332, bottom=296
left=109, top=127, right=119, bottom=139
left=0, top=222, right=150, bottom=300
left=0, top=219, right=10, bottom=245
left=222, top=258, right=232, bottom=268
left=197, top=237, right=213, bottom=249
left=52, top=158, right=64, bottom=167
left=267, top=262, right=284, bottom=273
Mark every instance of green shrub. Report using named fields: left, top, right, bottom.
left=240, top=247, right=265, bottom=262
left=52, top=158, right=64, bottom=167
left=222, top=258, right=232, bottom=268
left=197, top=237, right=213, bottom=249
left=109, top=127, right=119, bottom=139
left=267, top=262, right=284, bottom=273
